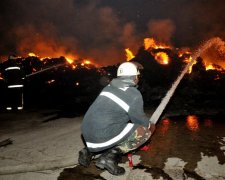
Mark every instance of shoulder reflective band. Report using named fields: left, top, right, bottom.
left=5, top=67, right=21, bottom=71
left=8, top=85, right=24, bottom=88
left=100, top=91, right=129, bottom=112
left=86, top=123, right=134, bottom=148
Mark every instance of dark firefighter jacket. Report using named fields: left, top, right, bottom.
left=4, top=65, right=24, bottom=88
left=81, top=76, right=149, bottom=152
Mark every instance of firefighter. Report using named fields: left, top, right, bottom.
left=78, top=61, right=156, bottom=175
left=3, top=55, right=24, bottom=110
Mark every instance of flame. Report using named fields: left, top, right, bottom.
left=81, top=59, right=92, bottom=66
left=206, top=64, right=215, bottom=70
left=83, top=60, right=91, bottom=65
left=187, top=57, right=197, bottom=74
left=26, top=51, right=98, bottom=69
left=186, top=115, right=199, bottom=132
left=143, top=38, right=225, bottom=73
left=72, top=65, right=77, bottom=70
left=144, top=38, right=171, bottom=50
left=28, top=52, right=38, bottom=57
left=125, top=48, right=135, bottom=61
left=65, top=57, right=74, bottom=64
left=154, top=52, right=169, bottom=65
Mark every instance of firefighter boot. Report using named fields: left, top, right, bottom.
left=95, top=148, right=125, bottom=175
left=78, top=147, right=93, bottom=167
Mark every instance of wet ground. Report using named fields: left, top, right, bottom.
left=58, top=114, right=225, bottom=180
left=0, top=111, right=225, bottom=179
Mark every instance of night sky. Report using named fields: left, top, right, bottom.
left=0, top=0, right=224, bottom=65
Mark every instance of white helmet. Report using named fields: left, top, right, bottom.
left=117, top=62, right=140, bottom=77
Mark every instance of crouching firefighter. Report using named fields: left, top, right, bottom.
left=78, top=61, right=156, bottom=175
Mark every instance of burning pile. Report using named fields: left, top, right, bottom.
left=0, top=37, right=225, bottom=114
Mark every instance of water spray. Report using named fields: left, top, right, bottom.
left=25, top=63, right=66, bottom=78
left=149, top=37, right=223, bottom=125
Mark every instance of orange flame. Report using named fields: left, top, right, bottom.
left=154, top=52, right=169, bottom=65
left=27, top=51, right=99, bottom=69
left=28, top=52, right=38, bottom=57
left=144, top=38, right=171, bottom=50
left=65, top=57, right=74, bottom=64
left=81, top=59, right=92, bottom=66
left=125, top=48, right=135, bottom=61
left=206, top=64, right=216, bottom=71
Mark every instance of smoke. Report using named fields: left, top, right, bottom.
left=0, top=0, right=225, bottom=66
left=200, top=38, right=225, bottom=68
left=0, top=0, right=143, bottom=66
left=147, top=19, right=175, bottom=45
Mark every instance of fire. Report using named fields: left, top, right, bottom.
left=65, top=57, right=74, bottom=64
left=28, top=52, right=38, bottom=57
left=144, top=38, right=171, bottom=50
left=154, top=52, right=169, bottom=65
left=83, top=60, right=91, bottom=65
left=81, top=59, right=92, bottom=66
left=186, top=57, right=197, bottom=74
left=26, top=51, right=99, bottom=69
left=125, top=48, right=135, bottom=61
left=206, top=64, right=215, bottom=70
